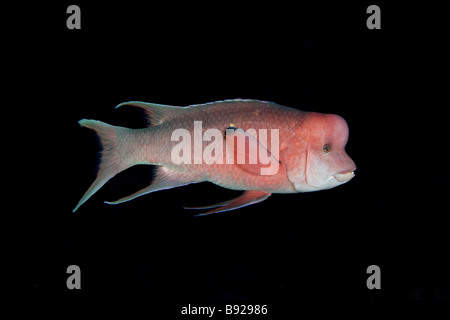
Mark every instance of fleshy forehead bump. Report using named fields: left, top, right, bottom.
left=324, top=114, right=350, bottom=146
left=301, top=113, right=350, bottom=146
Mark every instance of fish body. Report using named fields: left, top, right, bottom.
left=73, top=99, right=356, bottom=214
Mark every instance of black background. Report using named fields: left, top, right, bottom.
left=3, top=0, right=450, bottom=313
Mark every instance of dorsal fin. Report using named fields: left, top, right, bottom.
left=187, top=99, right=272, bottom=108
left=115, top=101, right=188, bottom=126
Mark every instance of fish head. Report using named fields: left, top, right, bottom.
left=283, top=112, right=356, bottom=192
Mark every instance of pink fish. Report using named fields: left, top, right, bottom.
left=73, top=99, right=356, bottom=215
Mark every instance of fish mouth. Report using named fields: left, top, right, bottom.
left=333, top=168, right=356, bottom=183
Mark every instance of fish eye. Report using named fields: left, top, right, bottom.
left=323, top=144, right=332, bottom=153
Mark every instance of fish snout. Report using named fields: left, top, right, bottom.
left=333, top=169, right=356, bottom=183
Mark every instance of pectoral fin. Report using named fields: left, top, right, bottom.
left=225, top=127, right=279, bottom=176
left=185, top=190, right=271, bottom=216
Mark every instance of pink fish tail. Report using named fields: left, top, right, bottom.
left=73, top=119, right=133, bottom=212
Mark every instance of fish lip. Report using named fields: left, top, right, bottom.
left=334, top=167, right=356, bottom=175
left=333, top=167, right=356, bottom=182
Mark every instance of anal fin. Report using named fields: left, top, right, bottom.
left=185, top=190, right=271, bottom=216
left=105, top=166, right=197, bottom=205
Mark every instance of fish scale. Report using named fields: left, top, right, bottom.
left=135, top=102, right=296, bottom=189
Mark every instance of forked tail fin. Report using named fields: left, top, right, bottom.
left=73, top=119, right=131, bottom=212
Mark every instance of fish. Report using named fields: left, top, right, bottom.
left=73, top=99, right=356, bottom=215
